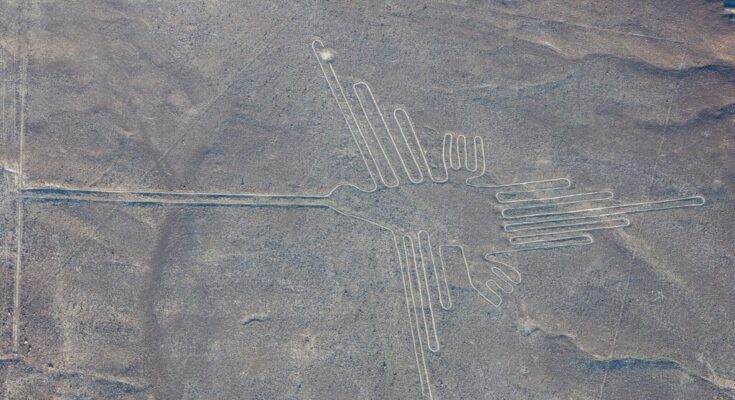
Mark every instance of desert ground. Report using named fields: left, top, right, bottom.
left=0, top=1, right=733, bottom=399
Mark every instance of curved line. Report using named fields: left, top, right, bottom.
left=391, top=108, right=426, bottom=184
left=312, top=40, right=379, bottom=192
left=393, top=108, right=450, bottom=183
left=508, top=218, right=630, bottom=243
left=468, top=177, right=573, bottom=190
left=496, top=190, right=615, bottom=205
left=501, top=196, right=705, bottom=220
left=405, top=235, right=440, bottom=353
left=488, top=234, right=595, bottom=256
left=352, top=81, right=400, bottom=187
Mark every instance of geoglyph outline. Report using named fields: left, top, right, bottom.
left=0, top=36, right=706, bottom=399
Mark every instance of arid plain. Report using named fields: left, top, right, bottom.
left=0, top=1, right=734, bottom=399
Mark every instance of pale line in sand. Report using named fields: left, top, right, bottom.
left=13, top=37, right=706, bottom=399
left=437, top=3, right=686, bottom=44
left=488, top=234, right=595, bottom=256
left=312, top=46, right=444, bottom=392
left=504, top=216, right=630, bottom=233
left=12, top=30, right=28, bottom=355
left=440, top=245, right=522, bottom=307
left=394, top=232, right=431, bottom=398
left=491, top=193, right=704, bottom=253
left=311, top=46, right=521, bottom=395
left=597, top=51, right=690, bottom=400
left=419, top=230, right=451, bottom=312
left=0, top=49, right=9, bottom=358
left=393, top=108, right=449, bottom=184
left=508, top=218, right=630, bottom=244
left=327, top=204, right=523, bottom=400
left=403, top=234, right=440, bottom=353
left=352, top=81, right=403, bottom=186
left=327, top=206, right=436, bottom=399
left=312, top=39, right=381, bottom=190
left=500, top=196, right=705, bottom=219
left=1, top=55, right=6, bottom=161
left=22, top=19, right=306, bottom=297
left=12, top=198, right=22, bottom=355
left=497, top=190, right=615, bottom=205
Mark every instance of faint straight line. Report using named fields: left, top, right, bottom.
left=552, top=20, right=685, bottom=44
left=53, top=5, right=292, bottom=192
left=0, top=37, right=8, bottom=358
left=597, top=51, right=688, bottom=400
left=436, top=1, right=686, bottom=44
left=22, top=11, right=301, bottom=305
left=17, top=59, right=25, bottom=189
left=1, top=55, right=6, bottom=162
left=12, top=200, right=22, bottom=354
left=140, top=14, right=294, bottom=185
left=12, top=4, right=29, bottom=355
